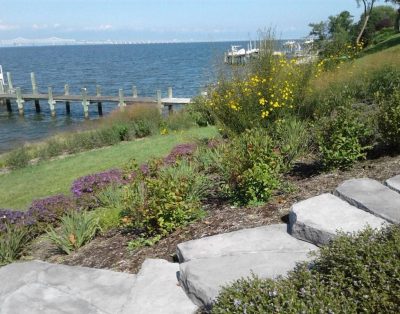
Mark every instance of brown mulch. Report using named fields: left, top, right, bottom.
left=25, top=154, right=400, bottom=274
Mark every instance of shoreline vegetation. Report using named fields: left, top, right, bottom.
left=1, top=6, right=400, bottom=311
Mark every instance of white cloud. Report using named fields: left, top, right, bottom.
left=84, top=24, right=113, bottom=31
left=0, top=20, right=18, bottom=31
left=32, top=24, right=48, bottom=30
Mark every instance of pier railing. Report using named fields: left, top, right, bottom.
left=0, top=72, right=191, bottom=118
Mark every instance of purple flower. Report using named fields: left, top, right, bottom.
left=163, top=143, right=197, bottom=165
left=71, top=169, right=126, bottom=198
left=27, top=194, right=75, bottom=224
left=0, top=209, right=36, bottom=232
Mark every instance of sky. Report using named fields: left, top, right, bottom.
left=0, top=0, right=370, bottom=42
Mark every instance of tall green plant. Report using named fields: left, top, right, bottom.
left=47, top=211, right=100, bottom=255
left=0, top=224, right=30, bottom=265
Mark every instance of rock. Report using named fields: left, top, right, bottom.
left=385, top=175, right=400, bottom=193
left=334, top=178, right=400, bottom=224
left=289, top=193, right=387, bottom=246
left=0, top=261, right=136, bottom=314
left=178, top=224, right=317, bottom=309
left=177, top=224, right=312, bottom=262
left=121, top=259, right=197, bottom=314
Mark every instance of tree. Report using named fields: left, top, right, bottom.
left=359, top=5, right=397, bottom=43
left=385, top=0, right=400, bottom=31
left=356, top=0, right=379, bottom=44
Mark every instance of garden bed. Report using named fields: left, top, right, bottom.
left=23, top=153, right=400, bottom=274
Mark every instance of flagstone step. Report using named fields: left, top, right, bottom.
left=0, top=261, right=137, bottom=314
left=385, top=175, right=400, bottom=193
left=334, top=178, right=400, bottom=224
left=177, top=224, right=317, bottom=309
left=121, top=259, right=197, bottom=314
left=289, top=193, right=388, bottom=246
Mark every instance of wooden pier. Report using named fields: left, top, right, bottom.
left=0, top=72, right=191, bottom=118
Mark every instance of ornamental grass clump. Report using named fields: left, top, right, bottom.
left=212, top=225, right=400, bottom=314
left=0, top=224, right=31, bottom=265
left=47, top=210, right=100, bottom=255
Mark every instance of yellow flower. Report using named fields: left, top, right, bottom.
left=160, top=128, right=168, bottom=135
left=259, top=97, right=266, bottom=105
left=261, top=111, right=270, bottom=118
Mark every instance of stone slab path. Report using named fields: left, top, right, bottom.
left=0, top=175, right=398, bottom=313
left=334, top=178, right=400, bottom=223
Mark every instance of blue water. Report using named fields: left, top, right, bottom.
left=0, top=42, right=236, bottom=152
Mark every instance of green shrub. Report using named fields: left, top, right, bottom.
left=5, top=147, right=31, bottom=169
left=133, top=120, right=156, bottom=138
left=47, top=210, right=100, bottom=254
left=317, top=106, right=374, bottom=170
left=0, top=224, right=30, bottom=265
left=39, top=138, right=67, bottom=159
left=165, top=110, right=197, bottom=131
left=188, top=95, right=216, bottom=127
left=221, top=129, right=284, bottom=205
left=213, top=225, right=400, bottom=314
left=368, top=65, right=400, bottom=101
left=121, top=160, right=205, bottom=236
left=377, top=91, right=400, bottom=149
left=127, top=234, right=161, bottom=251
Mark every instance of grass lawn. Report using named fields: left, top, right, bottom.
left=0, top=126, right=217, bottom=210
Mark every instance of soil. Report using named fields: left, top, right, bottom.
left=23, top=154, right=400, bottom=274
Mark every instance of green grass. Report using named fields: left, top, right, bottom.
left=0, top=127, right=217, bottom=210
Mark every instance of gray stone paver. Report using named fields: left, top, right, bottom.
left=121, top=259, right=197, bottom=314
left=385, top=175, right=400, bottom=193
left=178, top=224, right=317, bottom=309
left=289, top=193, right=388, bottom=246
left=334, top=178, right=400, bottom=224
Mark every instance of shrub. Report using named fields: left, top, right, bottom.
left=221, top=129, right=284, bottom=205
left=368, top=65, right=400, bottom=101
left=165, top=110, right=197, bottom=131
left=47, top=210, right=100, bottom=255
left=377, top=91, right=400, bottom=149
left=121, top=160, right=205, bottom=237
left=317, top=106, right=374, bottom=170
left=0, top=224, right=30, bottom=265
left=187, top=95, right=216, bottom=127
left=5, top=147, right=30, bottom=169
left=212, top=225, right=400, bottom=314
left=39, top=138, right=67, bottom=159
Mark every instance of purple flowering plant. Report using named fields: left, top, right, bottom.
left=0, top=209, right=36, bottom=233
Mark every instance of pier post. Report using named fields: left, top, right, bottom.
left=48, top=86, right=56, bottom=117
left=96, top=85, right=103, bottom=116
left=156, top=89, right=162, bottom=114
left=81, top=88, right=89, bottom=119
left=168, top=87, right=173, bottom=99
left=64, top=84, right=71, bottom=114
left=0, top=81, right=4, bottom=94
left=6, top=72, right=14, bottom=93
left=6, top=98, right=12, bottom=112
left=16, top=87, right=24, bottom=115
left=31, top=73, right=41, bottom=113
left=132, top=85, right=138, bottom=98
left=118, top=88, right=126, bottom=110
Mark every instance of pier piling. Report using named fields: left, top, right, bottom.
left=6, top=72, right=14, bottom=93
left=156, top=90, right=162, bottom=114
left=48, top=87, right=56, bottom=117
left=132, top=85, right=138, bottom=98
left=6, top=98, right=12, bottom=112
left=81, top=88, right=89, bottom=119
left=118, top=88, right=126, bottom=110
left=31, top=73, right=41, bottom=113
left=96, top=85, right=103, bottom=116
left=16, top=87, right=24, bottom=115
left=64, top=84, right=71, bottom=114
